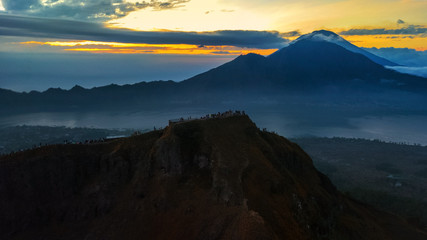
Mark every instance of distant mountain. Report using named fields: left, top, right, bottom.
left=0, top=30, right=426, bottom=114
left=294, top=30, right=399, bottom=66
left=1, top=115, right=426, bottom=239
left=268, top=40, right=390, bottom=82
left=183, top=31, right=424, bottom=93
left=181, top=53, right=272, bottom=92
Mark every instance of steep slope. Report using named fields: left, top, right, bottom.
left=266, top=40, right=407, bottom=88
left=182, top=53, right=269, bottom=89
left=0, top=115, right=425, bottom=240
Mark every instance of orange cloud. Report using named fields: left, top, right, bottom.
left=20, top=40, right=277, bottom=55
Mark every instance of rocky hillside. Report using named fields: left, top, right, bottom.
left=0, top=115, right=426, bottom=240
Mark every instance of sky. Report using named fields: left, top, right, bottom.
left=0, top=0, right=426, bottom=91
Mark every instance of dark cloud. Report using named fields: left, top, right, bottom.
left=2, top=0, right=40, bottom=11
left=280, top=30, right=301, bottom=37
left=210, top=51, right=232, bottom=55
left=340, top=25, right=427, bottom=36
left=1, top=0, right=190, bottom=21
left=384, top=35, right=414, bottom=39
left=0, top=14, right=288, bottom=49
left=397, top=19, right=405, bottom=24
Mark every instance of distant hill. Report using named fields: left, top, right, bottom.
left=1, top=115, right=426, bottom=239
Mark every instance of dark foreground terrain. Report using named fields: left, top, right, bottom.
left=1, top=115, right=426, bottom=239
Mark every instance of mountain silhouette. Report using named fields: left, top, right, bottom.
left=0, top=30, right=426, bottom=114
left=183, top=31, right=424, bottom=93
left=1, top=115, right=425, bottom=239
left=293, top=30, right=398, bottom=66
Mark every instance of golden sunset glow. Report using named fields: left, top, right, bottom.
left=104, top=0, right=427, bottom=51
left=343, top=35, right=427, bottom=50
left=2, top=0, right=427, bottom=59
left=268, top=0, right=427, bottom=33
left=1, top=0, right=427, bottom=92
left=111, top=0, right=427, bottom=34
left=21, top=41, right=200, bottom=49
left=20, top=41, right=277, bottom=55
left=108, top=0, right=270, bottom=31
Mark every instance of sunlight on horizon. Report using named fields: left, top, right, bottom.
left=20, top=41, right=277, bottom=56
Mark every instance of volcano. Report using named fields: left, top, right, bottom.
left=1, top=30, right=426, bottom=114
left=183, top=30, right=424, bottom=93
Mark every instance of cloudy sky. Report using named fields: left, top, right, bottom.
left=0, top=0, right=426, bottom=91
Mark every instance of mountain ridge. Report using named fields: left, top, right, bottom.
left=1, top=114, right=426, bottom=239
left=1, top=30, right=426, bottom=114
left=182, top=36, right=424, bottom=93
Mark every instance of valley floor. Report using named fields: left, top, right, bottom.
left=293, top=137, right=427, bottom=230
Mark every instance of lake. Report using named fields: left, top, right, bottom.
left=1, top=108, right=426, bottom=145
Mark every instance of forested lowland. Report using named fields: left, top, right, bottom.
left=293, top=137, right=427, bottom=229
